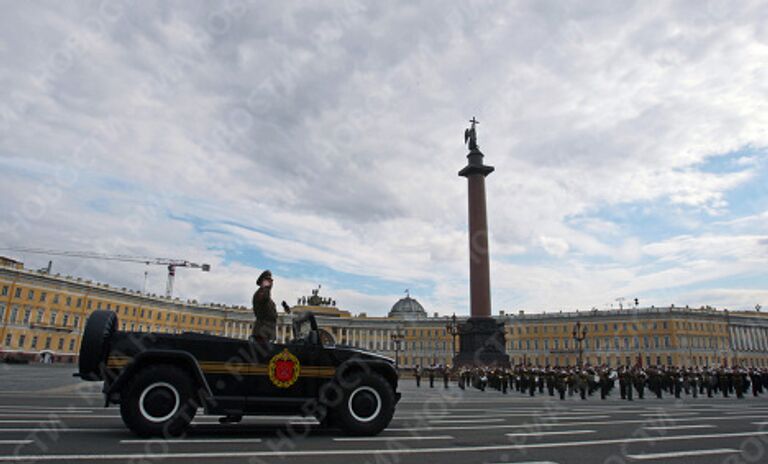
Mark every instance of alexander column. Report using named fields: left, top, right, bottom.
left=454, top=118, right=510, bottom=367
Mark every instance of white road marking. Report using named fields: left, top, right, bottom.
left=505, top=430, right=596, bottom=438
left=639, top=412, right=699, bottom=417
left=429, top=418, right=505, bottom=424
left=334, top=435, right=454, bottom=442
left=0, top=428, right=124, bottom=433
left=0, top=406, right=95, bottom=411
left=626, top=448, right=739, bottom=460
left=0, top=441, right=33, bottom=445
left=543, top=415, right=610, bottom=420
left=388, top=414, right=768, bottom=432
left=121, top=438, right=263, bottom=444
left=0, top=420, right=61, bottom=424
left=487, top=462, right=558, bottom=464
left=643, top=425, right=715, bottom=431
left=1, top=430, right=766, bottom=461
left=0, top=415, right=117, bottom=419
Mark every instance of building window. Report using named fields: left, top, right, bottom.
left=69, top=339, right=75, bottom=351
left=45, top=337, right=51, bottom=349
left=50, top=311, right=57, bottom=326
left=10, top=306, right=18, bottom=323
left=14, top=288, right=21, bottom=298
left=106, top=303, right=111, bottom=310
left=52, top=295, right=59, bottom=304
left=4, top=334, right=12, bottom=346
left=87, top=301, right=92, bottom=309
left=36, top=309, right=44, bottom=324
left=66, top=296, right=71, bottom=306
left=76, top=298, right=82, bottom=308
left=97, top=302, right=102, bottom=310
left=23, top=309, right=31, bottom=324
left=40, top=292, right=47, bottom=302
left=62, top=314, right=69, bottom=327
left=27, top=290, right=34, bottom=300
left=57, top=338, right=64, bottom=351
left=74, top=316, right=80, bottom=328
left=18, top=334, right=26, bottom=348
left=1, top=286, right=7, bottom=296
left=31, top=336, right=38, bottom=349
left=0, top=303, right=4, bottom=321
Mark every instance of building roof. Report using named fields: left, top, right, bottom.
left=388, top=296, right=427, bottom=320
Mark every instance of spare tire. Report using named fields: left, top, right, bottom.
left=78, top=310, right=118, bottom=380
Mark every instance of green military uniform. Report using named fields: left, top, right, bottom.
left=252, top=272, right=277, bottom=342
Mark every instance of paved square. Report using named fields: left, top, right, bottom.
left=0, top=365, right=767, bottom=463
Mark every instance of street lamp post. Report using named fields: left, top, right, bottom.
left=390, top=327, right=404, bottom=370
left=445, top=313, right=459, bottom=360
left=572, top=321, right=588, bottom=367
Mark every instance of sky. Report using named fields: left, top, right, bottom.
left=0, top=1, right=766, bottom=317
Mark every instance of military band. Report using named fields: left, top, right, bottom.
left=413, top=363, right=768, bottom=400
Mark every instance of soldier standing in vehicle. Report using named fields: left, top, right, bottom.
left=252, top=270, right=291, bottom=342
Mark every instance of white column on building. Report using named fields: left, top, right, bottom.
left=741, top=327, right=749, bottom=351
left=761, top=328, right=768, bottom=352
left=745, top=327, right=751, bottom=351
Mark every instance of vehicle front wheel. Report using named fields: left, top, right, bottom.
left=120, top=365, right=198, bottom=437
left=334, top=372, right=395, bottom=436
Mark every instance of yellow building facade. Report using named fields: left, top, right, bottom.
left=1, top=258, right=767, bottom=368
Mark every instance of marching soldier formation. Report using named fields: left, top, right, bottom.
left=415, top=363, right=768, bottom=401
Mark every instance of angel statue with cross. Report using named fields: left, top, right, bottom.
left=464, top=117, right=479, bottom=152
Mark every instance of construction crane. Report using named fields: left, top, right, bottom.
left=0, top=247, right=211, bottom=298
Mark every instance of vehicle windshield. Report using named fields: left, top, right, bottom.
left=292, top=315, right=313, bottom=340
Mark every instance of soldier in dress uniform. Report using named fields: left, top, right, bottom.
left=252, top=270, right=278, bottom=342
left=618, top=365, right=627, bottom=400
left=428, top=366, right=435, bottom=388
left=415, top=365, right=421, bottom=387
left=633, top=366, right=646, bottom=400
left=734, top=367, right=745, bottom=399
left=443, top=365, right=450, bottom=389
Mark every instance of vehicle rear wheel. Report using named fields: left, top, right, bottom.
left=120, top=365, right=198, bottom=437
left=334, top=372, right=394, bottom=436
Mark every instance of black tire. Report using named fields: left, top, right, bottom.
left=334, top=372, right=395, bottom=436
left=78, top=310, right=118, bottom=380
left=120, top=364, right=198, bottom=438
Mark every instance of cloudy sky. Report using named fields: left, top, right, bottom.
left=1, top=1, right=766, bottom=317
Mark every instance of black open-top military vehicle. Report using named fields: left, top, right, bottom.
left=77, top=310, right=400, bottom=437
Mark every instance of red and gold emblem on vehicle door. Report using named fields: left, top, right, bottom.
left=268, top=349, right=300, bottom=388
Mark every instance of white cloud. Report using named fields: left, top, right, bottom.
left=1, top=1, right=767, bottom=316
